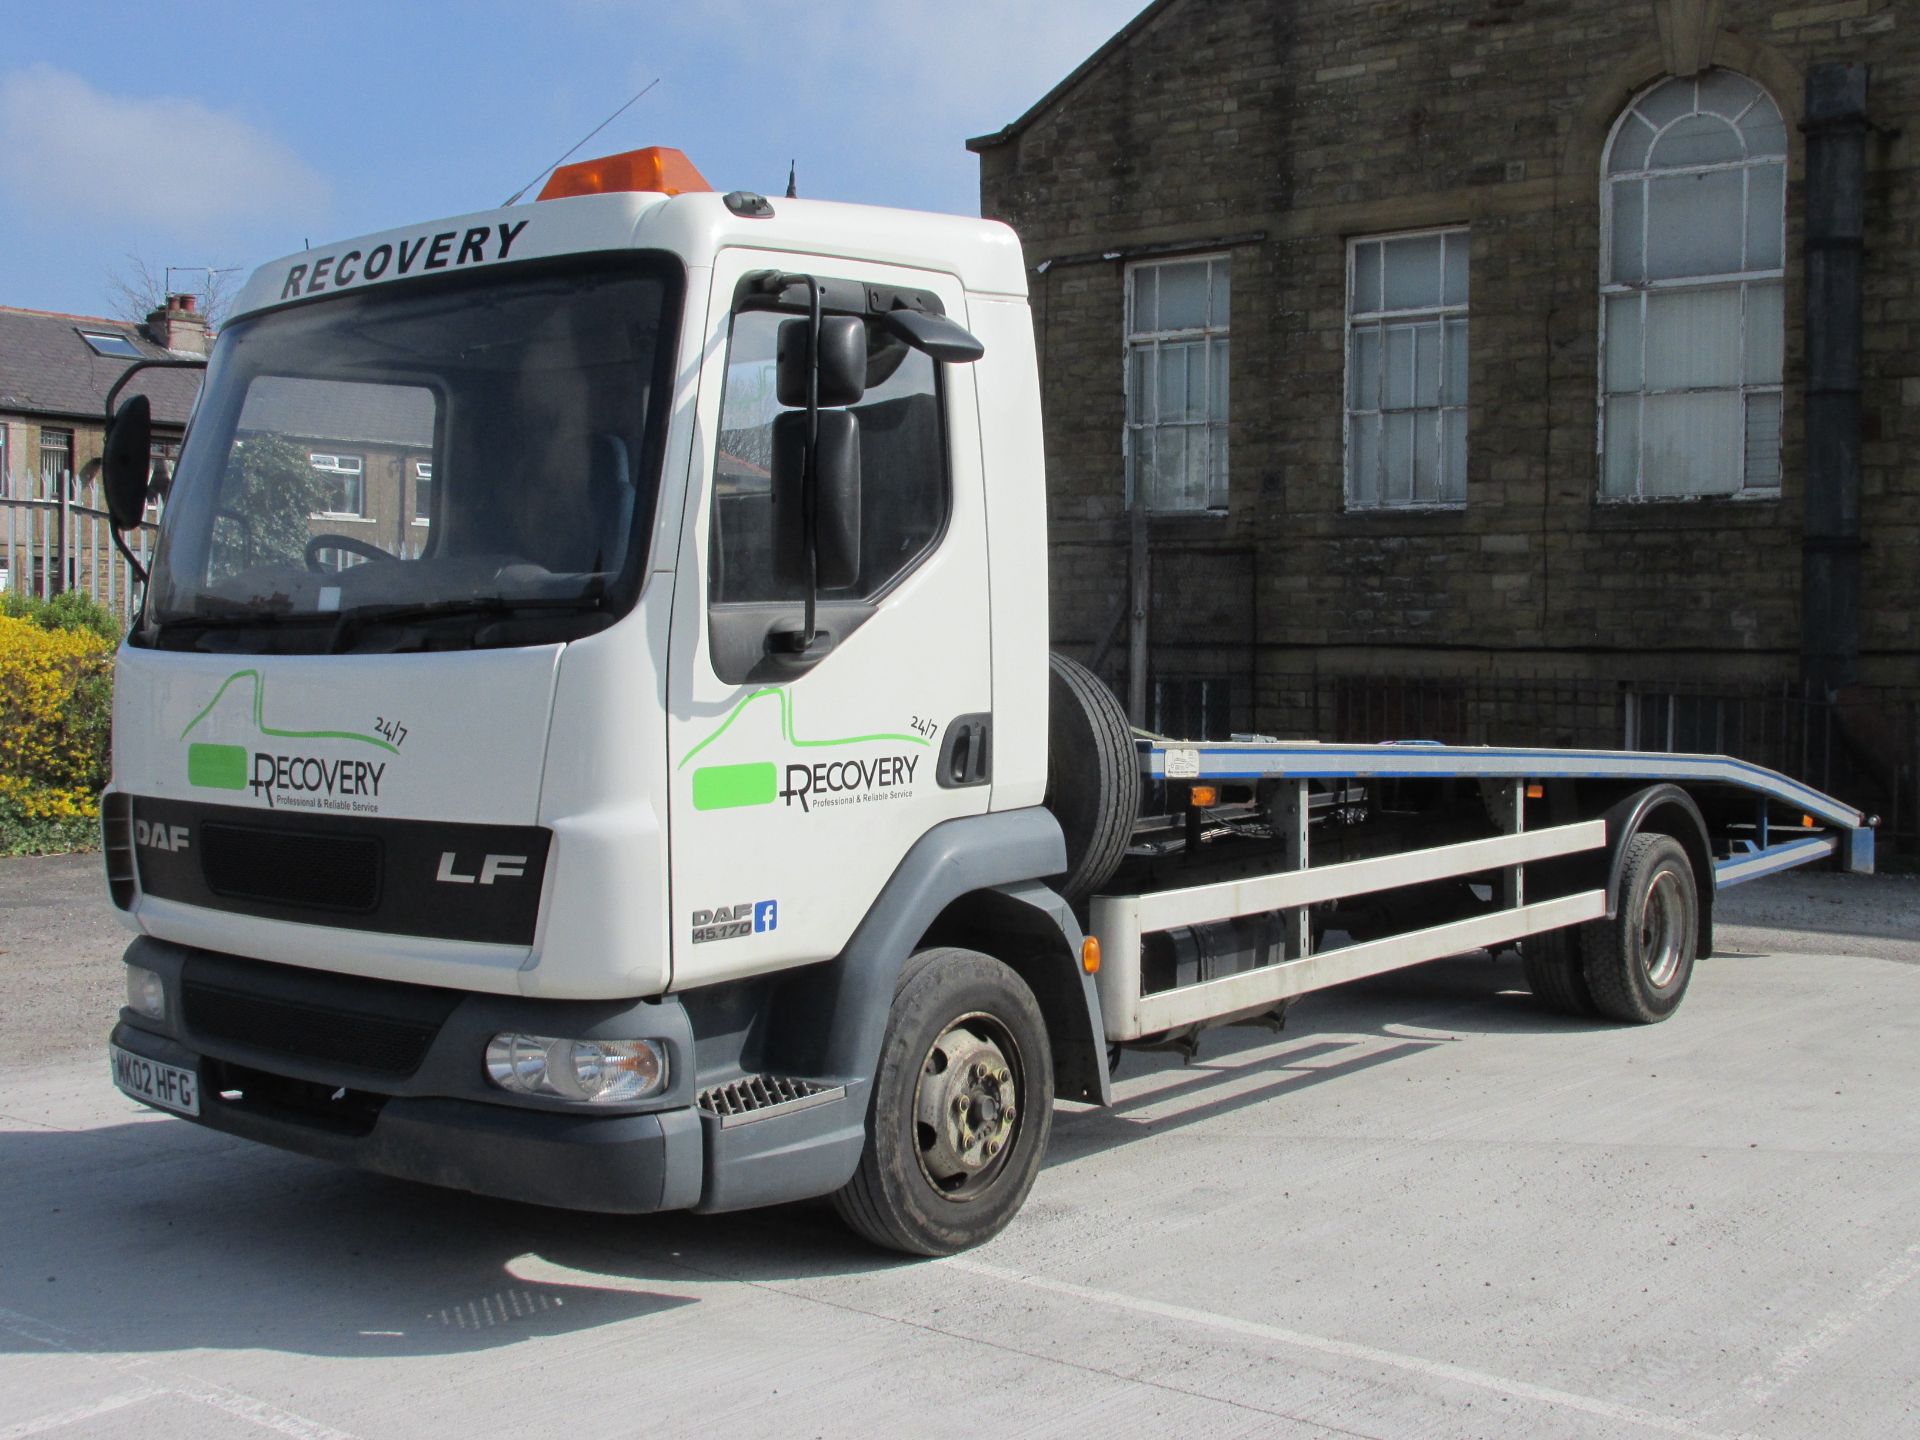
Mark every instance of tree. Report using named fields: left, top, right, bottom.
left=106, top=254, right=243, bottom=333
left=208, top=434, right=331, bottom=579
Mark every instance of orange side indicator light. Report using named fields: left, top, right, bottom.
left=1190, top=785, right=1218, bottom=808
left=1081, top=937, right=1102, bottom=975
left=1525, top=783, right=1544, bottom=799
left=538, top=146, right=713, bottom=201
left=1803, top=814, right=1816, bottom=828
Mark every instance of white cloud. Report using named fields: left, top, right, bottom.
left=0, top=64, right=329, bottom=235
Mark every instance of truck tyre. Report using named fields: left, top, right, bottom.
left=1579, top=833, right=1698, bottom=1024
left=1522, top=927, right=1599, bottom=1017
left=1044, top=651, right=1138, bottom=902
left=833, top=947, right=1054, bottom=1256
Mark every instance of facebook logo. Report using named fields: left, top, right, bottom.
left=753, top=899, right=779, bottom=933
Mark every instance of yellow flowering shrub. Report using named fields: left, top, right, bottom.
left=0, top=613, right=114, bottom=853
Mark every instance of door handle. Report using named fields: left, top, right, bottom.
left=937, top=713, right=991, bottom=789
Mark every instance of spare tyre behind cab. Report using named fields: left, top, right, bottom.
left=1043, top=652, right=1139, bottom=903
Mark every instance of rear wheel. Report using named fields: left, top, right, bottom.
left=833, top=947, right=1054, bottom=1256
left=1579, top=833, right=1698, bottom=1023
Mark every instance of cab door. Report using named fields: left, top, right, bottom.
left=664, top=249, right=991, bottom=988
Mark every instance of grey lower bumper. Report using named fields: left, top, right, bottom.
left=110, top=1021, right=704, bottom=1213
left=111, top=937, right=872, bottom=1217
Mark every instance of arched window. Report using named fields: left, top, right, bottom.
left=1600, top=71, right=1786, bottom=499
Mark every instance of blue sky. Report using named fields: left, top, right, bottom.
left=1, top=0, right=1144, bottom=320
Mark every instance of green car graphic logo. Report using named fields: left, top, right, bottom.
left=680, top=689, right=929, bottom=813
left=182, top=670, right=397, bottom=806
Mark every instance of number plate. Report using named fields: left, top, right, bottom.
left=109, top=1044, right=200, bottom=1117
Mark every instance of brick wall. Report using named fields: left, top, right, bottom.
left=976, top=0, right=1919, bottom=711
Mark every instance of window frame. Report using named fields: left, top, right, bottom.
left=307, top=451, right=368, bottom=519
left=1343, top=226, right=1471, bottom=512
left=145, top=435, right=180, bottom=519
left=703, top=296, right=957, bottom=684
left=412, top=459, right=433, bottom=525
left=39, top=426, right=74, bottom=483
left=1123, top=253, right=1231, bottom=515
left=77, top=329, right=144, bottom=359
left=1597, top=71, right=1787, bottom=503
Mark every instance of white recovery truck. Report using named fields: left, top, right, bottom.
left=98, top=147, right=1875, bottom=1255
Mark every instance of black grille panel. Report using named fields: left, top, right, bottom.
left=201, top=824, right=382, bottom=913
left=183, top=981, right=441, bottom=1078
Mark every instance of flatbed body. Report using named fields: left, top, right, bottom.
left=1094, top=734, right=1871, bottom=1044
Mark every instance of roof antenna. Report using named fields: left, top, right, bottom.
left=785, top=161, right=798, bottom=199
left=501, top=78, right=662, bottom=207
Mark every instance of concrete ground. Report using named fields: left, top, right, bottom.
left=1, top=855, right=1916, bottom=1438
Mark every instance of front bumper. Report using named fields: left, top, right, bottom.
left=110, top=1022, right=701, bottom=1212
left=112, top=936, right=705, bottom=1213
left=111, top=936, right=871, bottom=1216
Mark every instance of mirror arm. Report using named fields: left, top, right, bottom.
left=763, top=273, right=825, bottom=654
left=103, top=356, right=207, bottom=424
left=111, top=526, right=149, bottom=589
left=803, top=274, right=821, bottom=649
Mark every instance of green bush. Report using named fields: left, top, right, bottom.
left=0, top=588, right=122, bottom=642
left=0, top=603, right=117, bottom=855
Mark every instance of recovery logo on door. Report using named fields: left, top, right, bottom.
left=679, top=688, right=929, bottom=814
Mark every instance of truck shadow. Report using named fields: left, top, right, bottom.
left=0, top=1119, right=886, bottom=1362
left=1049, top=948, right=1596, bottom=1160
left=0, top=950, right=1621, bottom=1362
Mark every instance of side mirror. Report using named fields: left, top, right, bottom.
left=777, top=316, right=866, bottom=407
left=102, top=394, right=153, bottom=530
left=879, top=308, right=985, bottom=363
left=772, top=410, right=860, bottom=591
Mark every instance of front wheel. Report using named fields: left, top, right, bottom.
left=833, top=947, right=1054, bottom=1256
left=1579, top=832, right=1699, bottom=1023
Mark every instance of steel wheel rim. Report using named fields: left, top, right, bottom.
left=1640, top=869, right=1686, bottom=988
left=911, top=1011, right=1024, bottom=1203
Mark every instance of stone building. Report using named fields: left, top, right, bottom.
left=971, top=0, right=1917, bottom=840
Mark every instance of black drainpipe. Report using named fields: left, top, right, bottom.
left=1800, top=62, right=1869, bottom=700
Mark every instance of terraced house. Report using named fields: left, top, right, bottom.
left=972, top=0, right=1918, bottom=851
left=0, top=293, right=437, bottom=613
left=0, top=295, right=205, bottom=608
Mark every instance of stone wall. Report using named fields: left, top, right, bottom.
left=975, top=0, right=1918, bottom=717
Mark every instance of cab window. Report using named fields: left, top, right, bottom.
left=709, top=308, right=948, bottom=606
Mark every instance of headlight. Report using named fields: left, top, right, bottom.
left=484, top=1033, right=667, bottom=1104
left=126, top=966, right=166, bottom=1022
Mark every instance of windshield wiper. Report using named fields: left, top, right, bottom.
left=154, top=608, right=303, bottom=635
left=327, top=594, right=602, bottom=652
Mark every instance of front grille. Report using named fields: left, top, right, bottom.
left=205, top=1059, right=388, bottom=1138
left=201, top=824, right=381, bottom=913
left=184, top=981, right=440, bottom=1078
left=698, top=1075, right=843, bottom=1126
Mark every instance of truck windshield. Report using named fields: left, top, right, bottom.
left=140, top=254, right=680, bottom=651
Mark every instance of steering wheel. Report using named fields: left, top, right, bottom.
left=305, top=533, right=397, bottom=573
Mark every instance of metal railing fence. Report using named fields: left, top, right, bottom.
left=1, top=466, right=155, bottom=624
